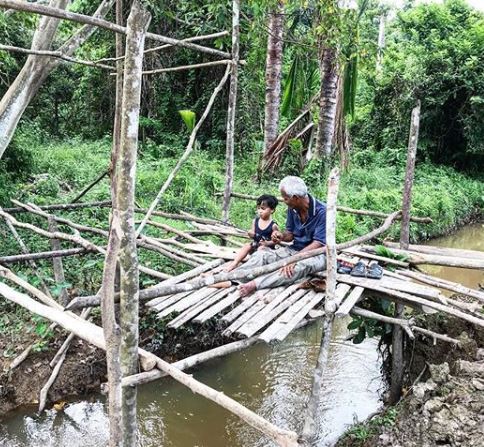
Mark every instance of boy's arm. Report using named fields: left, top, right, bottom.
left=259, top=224, right=280, bottom=248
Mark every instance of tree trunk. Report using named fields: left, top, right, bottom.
left=314, top=45, right=339, bottom=159
left=221, top=0, right=240, bottom=223
left=376, top=13, right=386, bottom=73
left=0, top=0, right=115, bottom=159
left=117, top=2, right=150, bottom=445
left=263, top=1, right=284, bottom=155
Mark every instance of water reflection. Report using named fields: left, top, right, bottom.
left=1, top=319, right=383, bottom=447
left=423, top=222, right=484, bottom=289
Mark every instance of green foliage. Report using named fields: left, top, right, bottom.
left=178, top=110, right=196, bottom=133
left=343, top=407, right=398, bottom=445
left=360, top=0, right=484, bottom=170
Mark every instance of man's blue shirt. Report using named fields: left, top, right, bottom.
left=285, top=194, right=326, bottom=251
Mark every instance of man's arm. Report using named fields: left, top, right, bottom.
left=271, top=229, right=294, bottom=243
left=298, top=240, right=325, bottom=253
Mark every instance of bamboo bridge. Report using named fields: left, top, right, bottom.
left=1, top=197, right=483, bottom=446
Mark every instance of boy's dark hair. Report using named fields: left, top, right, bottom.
left=256, top=194, right=278, bottom=210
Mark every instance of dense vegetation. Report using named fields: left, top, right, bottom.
left=0, top=0, right=482, bottom=291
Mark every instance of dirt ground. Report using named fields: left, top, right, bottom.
left=0, top=309, right=226, bottom=416
left=338, top=311, right=484, bottom=447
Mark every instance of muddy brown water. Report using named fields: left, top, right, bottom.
left=1, top=223, right=482, bottom=447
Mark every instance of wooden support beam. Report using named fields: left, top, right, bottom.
left=139, top=59, right=232, bottom=75
left=0, top=0, right=231, bottom=59
left=220, top=192, right=432, bottom=223
left=0, top=247, right=89, bottom=263
left=0, top=43, right=115, bottom=69
left=221, top=0, right=240, bottom=222
left=4, top=200, right=112, bottom=214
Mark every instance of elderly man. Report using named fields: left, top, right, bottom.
left=237, top=176, right=327, bottom=297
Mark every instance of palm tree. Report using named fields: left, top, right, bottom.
left=263, top=0, right=285, bottom=155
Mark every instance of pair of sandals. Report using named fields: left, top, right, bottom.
left=348, top=261, right=383, bottom=279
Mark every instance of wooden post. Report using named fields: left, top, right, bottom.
left=47, top=216, right=69, bottom=306
left=117, top=2, right=150, bottom=445
left=390, top=100, right=421, bottom=406
left=221, top=0, right=240, bottom=222
left=400, top=100, right=421, bottom=249
left=300, top=168, right=339, bottom=445
left=100, top=0, right=124, bottom=444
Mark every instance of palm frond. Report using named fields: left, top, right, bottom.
left=178, top=110, right=196, bottom=133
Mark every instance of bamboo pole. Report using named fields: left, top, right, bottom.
left=396, top=268, right=484, bottom=304
left=139, top=59, right=232, bottom=75
left=67, top=259, right=224, bottom=309
left=220, top=192, right=432, bottom=223
left=367, top=246, right=484, bottom=270
left=0, top=282, right=299, bottom=447
left=0, top=43, right=115, bottom=69
left=70, top=170, right=109, bottom=203
left=221, top=0, right=240, bottom=222
left=136, top=64, right=231, bottom=236
left=48, top=217, right=69, bottom=306
left=300, top=167, right=339, bottom=445
left=0, top=0, right=231, bottom=59
left=384, top=241, right=484, bottom=261
left=4, top=200, right=112, bottom=213
left=0, top=247, right=89, bottom=263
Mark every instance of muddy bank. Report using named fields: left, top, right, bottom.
left=0, top=309, right=227, bottom=416
left=337, top=314, right=484, bottom=447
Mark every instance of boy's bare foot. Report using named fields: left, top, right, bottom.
left=209, top=281, right=232, bottom=289
left=239, top=281, right=257, bottom=298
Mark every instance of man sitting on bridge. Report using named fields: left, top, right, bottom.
left=237, top=176, right=327, bottom=297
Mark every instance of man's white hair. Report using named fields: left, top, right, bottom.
left=279, top=176, right=308, bottom=197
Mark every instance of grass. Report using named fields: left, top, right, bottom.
left=0, top=137, right=482, bottom=349
left=339, top=406, right=398, bottom=446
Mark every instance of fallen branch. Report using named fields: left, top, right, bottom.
left=70, top=170, right=109, bottom=203
left=336, top=211, right=402, bottom=250
left=139, top=59, right=232, bottom=75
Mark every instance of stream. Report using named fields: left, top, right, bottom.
left=1, top=222, right=482, bottom=447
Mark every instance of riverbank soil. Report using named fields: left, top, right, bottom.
left=0, top=309, right=226, bottom=416
left=338, top=313, right=484, bottom=447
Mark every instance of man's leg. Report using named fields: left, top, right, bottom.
left=252, top=253, right=327, bottom=291
left=235, top=247, right=293, bottom=277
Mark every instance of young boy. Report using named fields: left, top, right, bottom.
left=224, top=194, right=279, bottom=272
